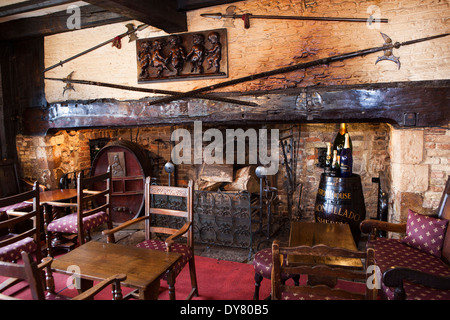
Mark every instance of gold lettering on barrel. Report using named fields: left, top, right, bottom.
left=314, top=203, right=361, bottom=222
left=317, top=188, right=351, bottom=200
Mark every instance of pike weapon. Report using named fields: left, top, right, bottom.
left=201, top=9, right=388, bottom=28
left=148, top=32, right=449, bottom=106
left=44, top=76, right=258, bottom=107
left=44, top=23, right=148, bottom=73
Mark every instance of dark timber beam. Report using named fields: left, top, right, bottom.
left=0, top=5, right=129, bottom=41
left=0, top=0, right=76, bottom=19
left=21, top=81, right=450, bottom=135
left=176, top=0, right=244, bottom=11
left=84, top=0, right=187, bottom=33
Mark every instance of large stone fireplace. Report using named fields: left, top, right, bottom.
left=9, top=0, right=450, bottom=242
left=15, top=120, right=450, bottom=232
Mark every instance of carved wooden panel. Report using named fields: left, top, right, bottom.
left=136, top=28, right=228, bottom=83
left=149, top=185, right=189, bottom=197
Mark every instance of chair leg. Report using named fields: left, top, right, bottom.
left=253, top=272, right=263, bottom=300
left=45, top=231, right=53, bottom=258
left=187, top=257, right=198, bottom=299
left=293, top=274, right=300, bottom=286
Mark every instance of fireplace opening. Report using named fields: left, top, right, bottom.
left=16, top=121, right=449, bottom=254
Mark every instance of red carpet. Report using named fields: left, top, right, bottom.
left=1, top=255, right=365, bottom=300
left=0, top=255, right=272, bottom=300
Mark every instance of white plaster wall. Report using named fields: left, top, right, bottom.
left=44, top=0, right=450, bottom=103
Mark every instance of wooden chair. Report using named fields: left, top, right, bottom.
left=45, top=167, right=115, bottom=256
left=103, top=177, right=198, bottom=300
left=253, top=247, right=300, bottom=300
left=0, top=251, right=126, bottom=300
left=271, top=240, right=377, bottom=300
left=0, top=182, right=42, bottom=264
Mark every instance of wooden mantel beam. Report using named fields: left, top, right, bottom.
left=22, top=80, right=450, bottom=135
left=84, top=0, right=187, bottom=33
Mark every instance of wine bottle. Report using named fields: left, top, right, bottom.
left=340, top=133, right=353, bottom=177
left=330, top=150, right=340, bottom=177
left=324, top=142, right=332, bottom=175
left=333, top=123, right=352, bottom=161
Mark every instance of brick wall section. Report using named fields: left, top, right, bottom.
left=16, top=122, right=393, bottom=221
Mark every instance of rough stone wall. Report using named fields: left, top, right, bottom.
left=390, top=125, right=450, bottom=225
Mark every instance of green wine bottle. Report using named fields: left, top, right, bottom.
left=330, top=150, right=340, bottom=177
left=333, top=123, right=352, bottom=163
left=324, top=142, right=332, bottom=175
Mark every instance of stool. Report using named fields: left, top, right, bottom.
left=253, top=247, right=300, bottom=300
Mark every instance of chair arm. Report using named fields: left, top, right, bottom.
left=71, top=273, right=127, bottom=300
left=38, top=257, right=53, bottom=269
left=383, top=266, right=450, bottom=300
left=102, top=216, right=150, bottom=238
left=43, top=201, right=77, bottom=208
left=165, top=221, right=192, bottom=248
left=360, top=219, right=406, bottom=235
left=22, top=179, right=47, bottom=191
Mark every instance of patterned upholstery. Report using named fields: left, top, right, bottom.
left=47, top=211, right=108, bottom=234
left=253, top=247, right=296, bottom=280
left=136, top=239, right=193, bottom=280
left=0, top=202, right=32, bottom=214
left=401, top=209, right=448, bottom=258
left=0, top=234, right=37, bottom=262
left=280, top=287, right=356, bottom=300
left=369, top=237, right=450, bottom=300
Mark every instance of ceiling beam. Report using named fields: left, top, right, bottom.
left=0, top=5, right=129, bottom=41
left=84, top=0, right=187, bottom=33
left=0, top=0, right=77, bottom=19
left=176, top=0, right=244, bottom=11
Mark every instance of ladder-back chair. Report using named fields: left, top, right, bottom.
left=271, top=240, right=377, bottom=300
left=45, top=167, right=115, bottom=256
left=0, top=182, right=41, bottom=263
left=0, top=251, right=126, bottom=300
left=103, top=177, right=198, bottom=300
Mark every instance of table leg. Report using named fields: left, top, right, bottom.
left=78, top=278, right=94, bottom=299
left=139, top=280, right=160, bottom=300
left=167, top=269, right=176, bottom=300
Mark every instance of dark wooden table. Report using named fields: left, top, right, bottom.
left=51, top=241, right=182, bottom=300
left=38, top=189, right=78, bottom=204
left=288, top=222, right=363, bottom=286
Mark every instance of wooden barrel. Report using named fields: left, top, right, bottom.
left=91, top=140, right=153, bottom=223
left=314, top=173, right=366, bottom=243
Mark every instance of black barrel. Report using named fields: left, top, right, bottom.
left=314, top=173, right=366, bottom=243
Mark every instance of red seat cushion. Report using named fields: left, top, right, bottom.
left=136, top=239, right=193, bottom=280
left=0, top=202, right=32, bottom=214
left=369, top=237, right=450, bottom=300
left=47, top=212, right=108, bottom=234
left=253, top=247, right=297, bottom=280
left=0, top=234, right=37, bottom=262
